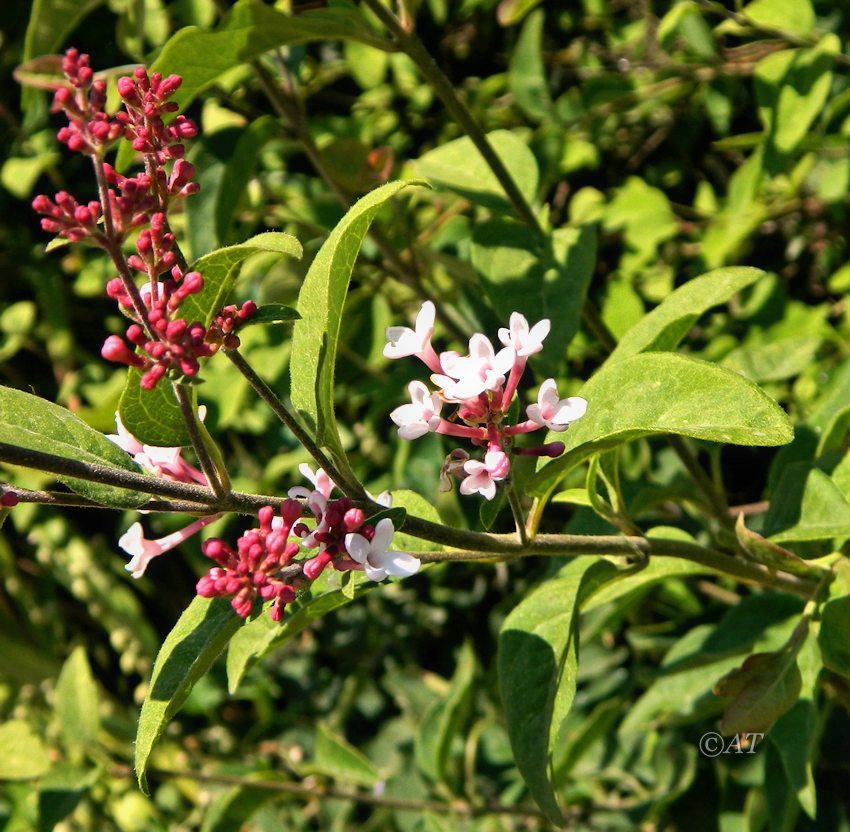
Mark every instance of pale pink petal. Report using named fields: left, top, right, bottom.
left=383, top=550, right=421, bottom=578
left=344, top=532, right=370, bottom=564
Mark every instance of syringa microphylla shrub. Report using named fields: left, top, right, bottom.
left=4, top=2, right=850, bottom=827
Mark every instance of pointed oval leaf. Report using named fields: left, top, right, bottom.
left=135, top=597, right=243, bottom=792
left=529, top=353, right=793, bottom=496
left=55, top=647, right=100, bottom=751
left=313, top=723, right=380, bottom=787
left=498, top=558, right=618, bottom=824
left=609, top=267, right=764, bottom=361
left=0, top=385, right=148, bottom=508
left=0, top=721, right=51, bottom=780
left=415, top=130, right=538, bottom=215
left=290, top=180, right=423, bottom=459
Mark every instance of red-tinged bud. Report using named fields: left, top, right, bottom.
left=126, top=324, right=146, bottom=345
left=303, top=550, right=333, bottom=581
left=141, top=364, right=167, bottom=389
left=165, top=319, right=187, bottom=341
left=514, top=441, right=566, bottom=458
left=32, top=194, right=51, bottom=213
left=239, top=300, right=257, bottom=319
left=1, top=490, right=20, bottom=508
left=178, top=357, right=199, bottom=376
left=258, top=506, right=275, bottom=530
left=101, top=335, right=144, bottom=367
left=343, top=508, right=365, bottom=532
left=281, top=499, right=303, bottom=525
left=181, top=272, right=203, bottom=294
left=160, top=74, right=182, bottom=96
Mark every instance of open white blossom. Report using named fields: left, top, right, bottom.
left=344, top=518, right=420, bottom=582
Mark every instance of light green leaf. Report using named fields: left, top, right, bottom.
left=508, top=9, right=551, bottom=121
left=150, top=0, right=391, bottom=114
left=498, top=558, right=618, bottom=824
left=135, top=597, right=243, bottom=792
left=470, top=221, right=596, bottom=375
left=55, top=647, right=99, bottom=752
left=23, top=0, right=104, bottom=60
left=388, top=488, right=444, bottom=552
left=755, top=35, right=839, bottom=155
left=118, top=232, right=301, bottom=447
left=0, top=721, right=50, bottom=780
left=740, top=0, right=815, bottom=37
left=722, top=335, right=822, bottom=382
left=225, top=569, right=374, bottom=694
left=0, top=385, right=148, bottom=508
left=610, top=267, right=764, bottom=361
left=290, top=180, right=422, bottom=465
left=497, top=0, right=544, bottom=26
left=735, top=515, right=821, bottom=578
left=415, top=641, right=476, bottom=785
left=415, top=130, right=538, bottom=216
left=529, top=353, right=793, bottom=496
left=313, top=723, right=380, bottom=787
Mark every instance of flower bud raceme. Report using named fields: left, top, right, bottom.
left=384, top=303, right=588, bottom=500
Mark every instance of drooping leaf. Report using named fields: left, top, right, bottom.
left=415, top=641, right=476, bottom=785
left=135, top=597, right=243, bottom=792
left=117, top=232, right=301, bottom=446
left=498, top=558, right=618, bottom=824
left=529, top=353, right=793, bottom=497
left=55, top=647, right=100, bottom=752
left=609, top=267, right=764, bottom=361
left=470, top=220, right=596, bottom=375
left=0, top=385, right=149, bottom=508
left=313, top=723, right=380, bottom=787
left=735, top=515, right=822, bottom=578
left=242, top=304, right=300, bottom=327
left=415, top=130, right=538, bottom=216
left=0, top=721, right=51, bottom=779
left=713, top=627, right=806, bottom=735
left=290, top=180, right=423, bottom=465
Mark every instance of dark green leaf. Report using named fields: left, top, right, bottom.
left=313, top=723, right=380, bottom=787
left=498, top=558, right=618, bottom=824
left=0, top=385, right=148, bottom=508
left=135, top=597, right=243, bottom=792
left=118, top=375, right=191, bottom=448
left=470, top=221, right=596, bottom=375
left=508, top=10, right=552, bottom=120
left=819, top=596, right=850, bottom=677
left=242, top=303, right=300, bottom=327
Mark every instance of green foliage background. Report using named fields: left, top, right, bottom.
left=3, top=0, right=850, bottom=829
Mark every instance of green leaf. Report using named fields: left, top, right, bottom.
left=118, top=376, right=191, bottom=447
left=415, top=130, right=538, bottom=216
left=313, top=723, right=380, bottom=787
left=135, top=597, right=243, bottom=792
left=755, top=35, right=839, bottom=157
left=55, top=647, right=99, bottom=752
left=740, top=0, right=815, bottom=37
left=150, top=0, right=391, bottom=115
left=508, top=9, right=552, bottom=121
left=182, top=232, right=303, bottom=328
left=243, top=304, right=301, bottom=327
left=225, top=570, right=374, bottom=694
left=497, top=0, right=544, bottom=26
left=415, top=641, right=476, bottom=785
left=388, top=488, right=444, bottom=553
left=734, top=515, right=821, bottom=578
left=0, top=721, right=50, bottom=780
left=528, top=353, right=793, bottom=497
left=23, top=0, right=104, bottom=61
left=763, top=464, right=850, bottom=542
left=118, top=232, right=301, bottom=447
left=498, top=558, right=618, bottom=824
left=819, top=596, right=850, bottom=677
left=290, top=181, right=423, bottom=464
left=470, top=221, right=596, bottom=375
left=609, top=267, right=764, bottom=361
left=770, top=700, right=818, bottom=819
left=721, top=335, right=822, bottom=383
left=37, top=765, right=99, bottom=832
left=713, top=628, right=806, bottom=735
left=0, top=385, right=149, bottom=508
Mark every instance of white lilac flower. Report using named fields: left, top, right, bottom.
left=498, top=312, right=550, bottom=357
left=119, top=515, right=218, bottom=578
left=383, top=301, right=439, bottom=369
left=433, top=334, right=515, bottom=401
left=390, top=380, right=443, bottom=439
left=344, top=518, right=420, bottom=582
left=459, top=449, right=511, bottom=501
left=288, top=463, right=336, bottom=502
left=526, top=379, right=587, bottom=431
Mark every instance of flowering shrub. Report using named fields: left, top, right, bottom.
left=3, top=2, right=850, bottom=830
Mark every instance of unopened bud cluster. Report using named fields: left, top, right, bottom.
left=32, top=49, right=254, bottom=391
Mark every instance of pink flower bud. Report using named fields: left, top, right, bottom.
left=101, top=335, right=144, bottom=367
